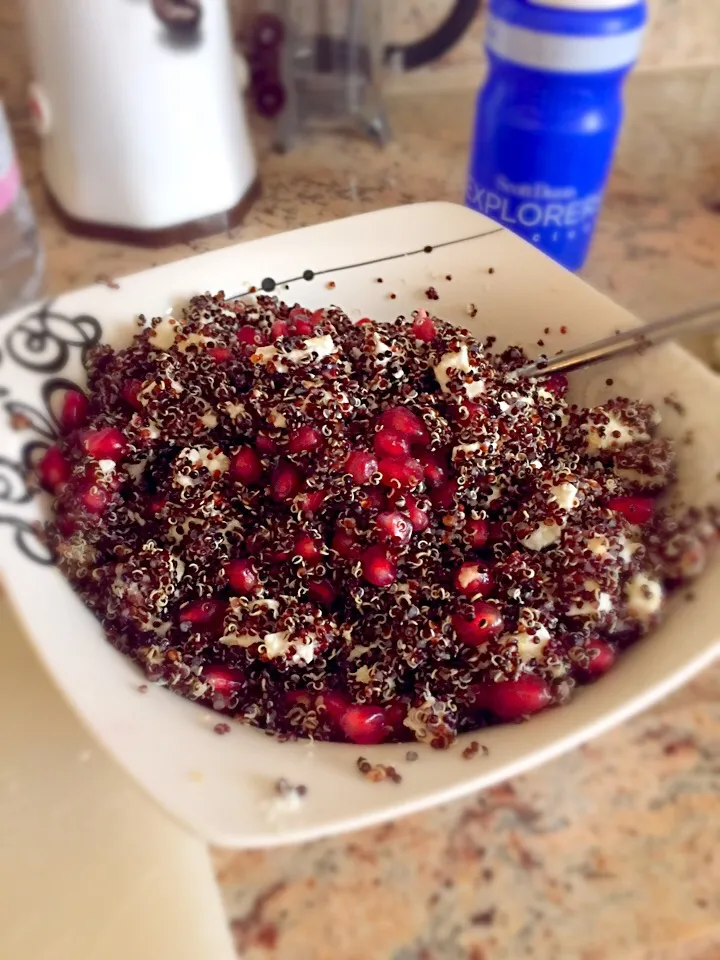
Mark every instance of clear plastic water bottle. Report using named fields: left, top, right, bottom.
left=466, top=0, right=647, bottom=271
left=0, top=103, right=43, bottom=314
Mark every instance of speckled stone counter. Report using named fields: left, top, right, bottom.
left=13, top=76, right=720, bottom=960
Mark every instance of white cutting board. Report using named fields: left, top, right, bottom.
left=0, top=598, right=236, bottom=960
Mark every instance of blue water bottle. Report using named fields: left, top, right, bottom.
left=466, top=0, right=647, bottom=271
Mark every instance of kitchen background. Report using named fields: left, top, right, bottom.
left=2, top=2, right=720, bottom=959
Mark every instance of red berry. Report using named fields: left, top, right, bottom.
left=580, top=639, right=616, bottom=678
left=179, top=597, right=225, bottom=625
left=418, top=450, right=448, bottom=489
left=38, top=446, right=71, bottom=492
left=429, top=479, right=458, bottom=511
left=226, top=558, right=259, bottom=594
left=345, top=449, right=378, bottom=485
left=378, top=406, right=430, bottom=446
left=607, top=495, right=654, bottom=525
left=411, top=310, right=437, bottom=342
left=374, top=429, right=411, bottom=459
left=454, top=561, right=494, bottom=598
left=83, top=427, right=127, bottom=461
left=288, top=425, right=323, bottom=455
left=270, top=319, right=289, bottom=340
left=294, top=532, right=322, bottom=563
left=378, top=456, right=424, bottom=489
left=332, top=528, right=361, bottom=560
left=122, top=380, right=143, bottom=409
left=339, top=704, right=391, bottom=745
left=317, top=690, right=350, bottom=725
left=542, top=374, right=569, bottom=397
left=230, top=446, right=264, bottom=485
left=376, top=510, right=413, bottom=545
left=208, top=346, right=232, bottom=362
left=361, top=545, right=397, bottom=586
left=464, top=518, right=489, bottom=549
left=255, top=434, right=277, bottom=456
left=474, top=677, right=552, bottom=720
left=270, top=460, right=302, bottom=501
left=307, top=579, right=336, bottom=607
left=204, top=665, right=244, bottom=698
left=60, top=390, right=88, bottom=433
left=452, top=601, right=504, bottom=645
left=355, top=317, right=373, bottom=327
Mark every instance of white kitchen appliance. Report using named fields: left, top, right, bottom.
left=23, top=0, right=257, bottom=245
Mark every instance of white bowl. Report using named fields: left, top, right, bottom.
left=2, top=202, right=719, bottom=848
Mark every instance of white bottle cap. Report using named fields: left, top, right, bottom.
left=527, top=0, right=640, bottom=9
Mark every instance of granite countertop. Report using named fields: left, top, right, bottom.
left=13, top=76, right=720, bottom=960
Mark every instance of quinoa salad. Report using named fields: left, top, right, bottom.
left=38, top=292, right=719, bottom=748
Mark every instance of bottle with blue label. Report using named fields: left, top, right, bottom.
left=466, top=0, right=647, bottom=271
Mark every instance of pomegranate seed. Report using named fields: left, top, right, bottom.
left=270, top=460, right=302, bottom=501
left=542, top=374, right=569, bottom=397
left=307, top=579, right=336, bottom=607
left=411, top=310, right=437, bottom=342
left=374, top=429, right=411, bottom=459
left=226, top=558, right=259, bottom=594
left=361, top=545, right=397, bottom=586
left=284, top=689, right=312, bottom=710
left=294, top=532, right=322, bottom=563
left=298, top=488, right=327, bottom=513
left=207, top=346, right=231, bottom=362
left=378, top=406, right=430, bottom=446
left=288, top=425, right=323, bottom=455
left=38, top=446, right=71, bottom=492
left=378, top=456, right=424, bottom=489
left=339, top=704, right=391, bottom=745
left=204, top=665, right=244, bottom=698
left=270, top=319, right=289, bottom=339
left=452, top=601, right=504, bottom=645
left=355, top=317, right=373, bottom=327
left=429, top=479, right=458, bottom=511
left=362, top=487, right=386, bottom=511
left=474, top=677, right=552, bottom=720
left=230, top=447, right=264, bottom=485
left=179, top=597, right=225, bottom=625
left=332, top=528, right=361, bottom=560
left=376, top=510, right=413, bottom=545
left=60, top=390, right=89, bottom=433
left=454, top=561, right=494, bottom=598
left=148, top=494, right=167, bottom=514
left=238, top=324, right=262, bottom=345
left=384, top=698, right=409, bottom=736
left=345, top=449, right=378, bottom=484
left=266, top=546, right=292, bottom=564
left=80, top=481, right=112, bottom=514
left=83, top=427, right=127, bottom=461
left=456, top=400, right=485, bottom=426
left=255, top=434, right=277, bottom=456
left=464, top=518, right=489, bottom=549
left=418, top=450, right=448, bottom=489
left=607, top=495, right=654, bottom=525
left=317, top=690, right=350, bottom=725
left=580, top=639, right=616, bottom=678
left=122, top=380, right=143, bottom=409
left=403, top=493, right=430, bottom=531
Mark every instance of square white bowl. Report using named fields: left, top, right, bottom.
left=2, top=202, right=719, bottom=848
